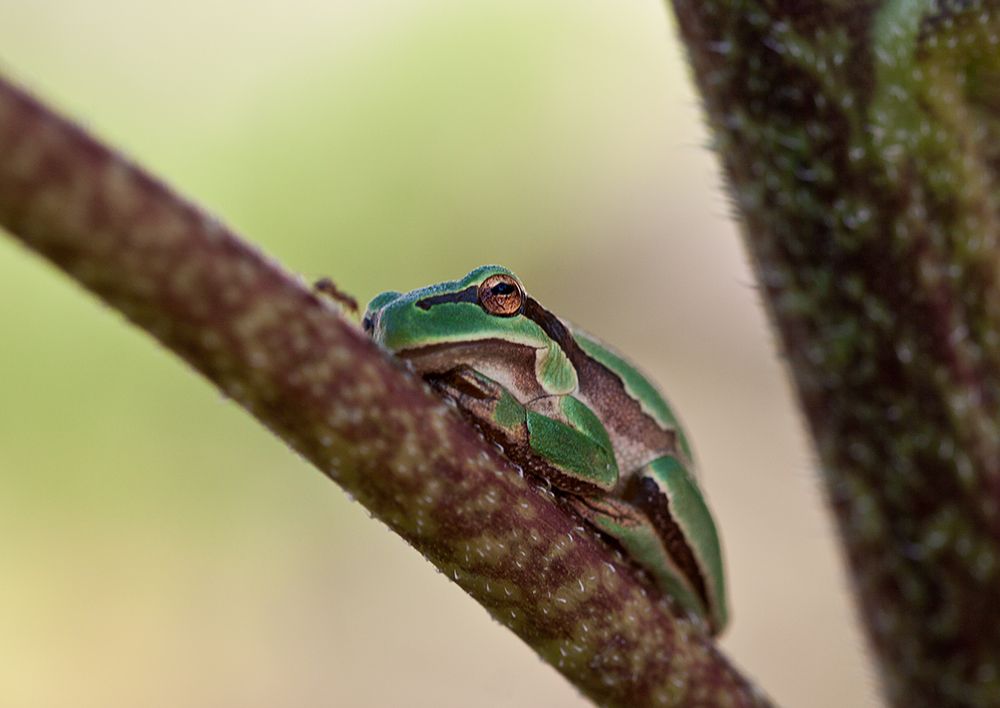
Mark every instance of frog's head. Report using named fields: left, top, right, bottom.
left=363, top=265, right=574, bottom=390
left=363, top=265, right=539, bottom=354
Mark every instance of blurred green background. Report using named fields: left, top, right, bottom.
left=0, top=1, right=876, bottom=706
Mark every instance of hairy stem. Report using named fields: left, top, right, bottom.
left=670, top=2, right=1000, bottom=706
left=0, top=75, right=769, bottom=706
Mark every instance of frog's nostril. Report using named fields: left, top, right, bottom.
left=362, top=315, right=374, bottom=333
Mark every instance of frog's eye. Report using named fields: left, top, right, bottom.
left=478, top=273, right=524, bottom=317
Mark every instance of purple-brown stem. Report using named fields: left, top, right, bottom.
left=0, top=75, right=769, bottom=706
left=670, top=2, right=1000, bottom=705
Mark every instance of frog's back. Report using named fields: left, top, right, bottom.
left=571, top=328, right=693, bottom=462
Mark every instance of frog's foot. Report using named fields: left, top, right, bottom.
left=429, top=366, right=534, bottom=453
left=430, top=367, right=617, bottom=495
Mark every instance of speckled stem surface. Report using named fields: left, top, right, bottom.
left=670, top=2, right=1000, bottom=705
left=0, top=77, right=771, bottom=706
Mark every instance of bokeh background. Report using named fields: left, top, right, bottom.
left=0, top=1, right=877, bottom=706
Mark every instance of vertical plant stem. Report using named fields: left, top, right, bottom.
left=670, top=2, right=1000, bottom=705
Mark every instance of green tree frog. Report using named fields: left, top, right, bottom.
left=363, top=265, right=728, bottom=634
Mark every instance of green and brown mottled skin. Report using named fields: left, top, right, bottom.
left=363, top=265, right=727, bottom=634
left=671, top=0, right=1000, bottom=705
left=0, top=77, right=769, bottom=706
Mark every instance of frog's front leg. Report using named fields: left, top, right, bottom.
left=429, top=366, right=618, bottom=494
left=568, top=455, right=727, bottom=634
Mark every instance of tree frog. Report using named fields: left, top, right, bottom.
left=363, top=265, right=728, bottom=634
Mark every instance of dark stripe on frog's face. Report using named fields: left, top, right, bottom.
left=416, top=285, right=480, bottom=311
left=414, top=287, right=585, bottom=365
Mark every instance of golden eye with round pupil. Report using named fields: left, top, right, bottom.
left=478, top=274, right=523, bottom=316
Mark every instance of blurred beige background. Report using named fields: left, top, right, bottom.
left=0, top=1, right=877, bottom=706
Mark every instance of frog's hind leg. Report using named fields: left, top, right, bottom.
left=631, top=456, right=727, bottom=633
left=567, top=455, right=726, bottom=634
left=428, top=365, right=533, bottom=453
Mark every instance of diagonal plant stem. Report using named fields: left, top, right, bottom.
left=0, top=76, right=771, bottom=706
left=670, top=1, right=1000, bottom=706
